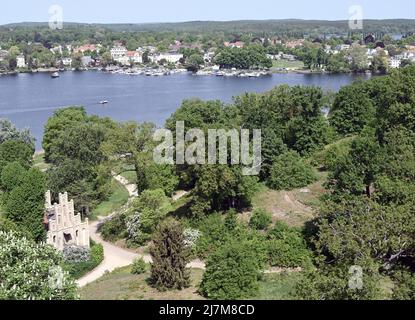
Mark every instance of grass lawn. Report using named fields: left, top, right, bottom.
left=79, top=266, right=205, bottom=300
left=272, top=59, right=305, bottom=70
left=33, top=151, right=50, bottom=172
left=254, top=272, right=304, bottom=300
left=90, top=178, right=130, bottom=220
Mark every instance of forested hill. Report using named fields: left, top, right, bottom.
left=3, top=19, right=415, bottom=36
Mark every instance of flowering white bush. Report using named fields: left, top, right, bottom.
left=126, top=213, right=142, bottom=243
left=63, top=245, right=90, bottom=263
left=0, top=231, right=78, bottom=300
left=183, top=228, right=201, bottom=248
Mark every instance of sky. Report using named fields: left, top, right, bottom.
left=1, top=0, right=414, bottom=25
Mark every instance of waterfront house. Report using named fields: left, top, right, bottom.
left=127, top=51, right=143, bottom=64
left=81, top=56, right=94, bottom=67
left=151, top=52, right=184, bottom=64
left=110, top=45, right=128, bottom=60
left=61, top=57, right=72, bottom=66
left=389, top=57, right=402, bottom=69
left=0, top=49, right=8, bottom=62
left=16, top=54, right=26, bottom=68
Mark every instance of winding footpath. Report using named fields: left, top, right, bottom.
left=76, top=174, right=205, bottom=288
left=76, top=174, right=303, bottom=287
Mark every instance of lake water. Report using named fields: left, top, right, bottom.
left=0, top=71, right=369, bottom=149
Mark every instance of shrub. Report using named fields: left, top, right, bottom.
left=63, top=245, right=90, bottom=263
left=392, top=270, right=415, bottom=300
left=131, top=258, right=147, bottom=275
left=0, top=230, right=78, bottom=300
left=63, top=241, right=104, bottom=279
left=266, top=222, right=312, bottom=268
left=127, top=189, right=173, bottom=246
left=194, top=213, right=228, bottom=259
left=250, top=209, right=272, bottom=230
left=99, top=213, right=127, bottom=242
left=200, top=239, right=260, bottom=300
left=183, top=228, right=201, bottom=248
left=268, top=151, right=317, bottom=190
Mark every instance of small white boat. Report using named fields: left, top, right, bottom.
left=51, top=72, right=60, bottom=78
left=99, top=100, right=109, bottom=105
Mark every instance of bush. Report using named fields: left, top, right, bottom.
left=193, top=213, right=228, bottom=259
left=63, top=245, right=90, bottom=263
left=63, top=241, right=104, bottom=279
left=266, top=222, right=312, bottom=268
left=0, top=230, right=77, bottom=300
left=268, top=151, right=316, bottom=190
left=392, top=271, right=415, bottom=300
left=183, top=228, right=201, bottom=248
left=127, top=189, right=173, bottom=246
left=200, top=239, right=260, bottom=300
left=131, top=258, right=147, bottom=275
left=99, top=213, right=127, bottom=242
left=250, top=209, right=272, bottom=230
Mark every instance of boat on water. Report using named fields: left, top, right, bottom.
left=51, top=72, right=60, bottom=78
left=99, top=100, right=109, bottom=105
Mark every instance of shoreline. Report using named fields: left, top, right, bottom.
left=0, top=67, right=373, bottom=78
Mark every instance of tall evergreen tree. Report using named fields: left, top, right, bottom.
left=149, top=218, right=190, bottom=291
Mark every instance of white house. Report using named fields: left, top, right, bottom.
left=151, top=52, right=183, bottom=64
left=336, top=44, right=351, bottom=51
left=61, top=57, right=72, bottom=66
left=389, top=57, right=402, bottom=69
left=0, top=49, right=8, bottom=62
left=110, top=46, right=128, bottom=60
left=116, top=56, right=131, bottom=66
left=16, top=54, right=26, bottom=68
left=127, top=51, right=143, bottom=63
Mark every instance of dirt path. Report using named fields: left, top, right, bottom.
left=77, top=175, right=204, bottom=287
left=76, top=175, right=299, bottom=287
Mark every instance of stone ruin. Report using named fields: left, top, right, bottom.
left=44, top=190, right=90, bottom=251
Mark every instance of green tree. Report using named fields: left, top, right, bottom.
left=1, top=161, right=26, bottom=192
left=249, top=209, right=272, bottom=230
left=268, top=151, right=316, bottom=190
left=329, top=81, right=376, bottom=136
left=0, top=140, right=33, bottom=173
left=200, top=239, right=260, bottom=300
left=4, top=168, right=46, bottom=242
left=186, top=53, right=204, bottom=72
left=150, top=218, right=190, bottom=290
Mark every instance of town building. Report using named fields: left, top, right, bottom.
left=61, top=57, right=72, bottom=66
left=127, top=50, right=143, bottom=64
left=74, top=44, right=100, bottom=54
left=284, top=39, right=305, bottom=49
left=151, top=52, right=183, bottom=64
left=0, top=49, right=8, bottom=62
left=110, top=45, right=128, bottom=60
left=224, top=41, right=245, bottom=49
left=336, top=44, right=351, bottom=51
left=16, top=54, right=26, bottom=68
left=81, top=56, right=94, bottom=67
left=389, top=57, right=402, bottom=69
left=44, top=191, right=90, bottom=251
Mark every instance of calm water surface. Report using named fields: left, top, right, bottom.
left=0, top=71, right=369, bottom=149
